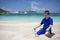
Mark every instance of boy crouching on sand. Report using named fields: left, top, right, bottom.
left=33, top=10, right=53, bottom=37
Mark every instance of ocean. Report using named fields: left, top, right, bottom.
left=0, top=13, right=60, bottom=23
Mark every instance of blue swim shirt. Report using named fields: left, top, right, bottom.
left=40, top=17, right=53, bottom=30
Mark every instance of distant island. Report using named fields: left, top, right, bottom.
left=0, top=8, right=60, bottom=16
left=0, top=8, right=9, bottom=14
left=0, top=8, right=38, bottom=14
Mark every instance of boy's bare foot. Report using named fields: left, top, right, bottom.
left=35, top=33, right=39, bottom=37
left=33, top=28, right=39, bottom=37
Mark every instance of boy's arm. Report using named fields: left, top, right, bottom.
left=33, top=24, right=42, bottom=30
left=46, top=18, right=53, bottom=31
left=46, top=25, right=53, bottom=31
left=33, top=19, right=44, bottom=30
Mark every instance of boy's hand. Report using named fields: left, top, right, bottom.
left=33, top=27, right=36, bottom=30
left=33, top=24, right=41, bottom=30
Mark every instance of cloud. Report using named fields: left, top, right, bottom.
left=31, top=1, right=39, bottom=11
left=31, top=1, right=46, bottom=12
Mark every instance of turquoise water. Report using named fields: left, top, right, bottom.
left=0, top=14, right=60, bottom=23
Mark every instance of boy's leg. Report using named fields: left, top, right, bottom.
left=45, top=32, right=51, bottom=37
left=36, top=28, right=46, bottom=35
left=45, top=28, right=52, bottom=37
left=49, top=28, right=52, bottom=34
left=34, top=29, right=39, bottom=37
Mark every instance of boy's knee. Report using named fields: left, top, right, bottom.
left=45, top=32, right=50, bottom=37
left=36, top=29, right=45, bottom=35
left=36, top=32, right=40, bottom=35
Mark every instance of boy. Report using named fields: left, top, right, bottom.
left=34, top=10, right=53, bottom=37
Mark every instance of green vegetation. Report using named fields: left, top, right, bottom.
left=0, top=8, right=8, bottom=13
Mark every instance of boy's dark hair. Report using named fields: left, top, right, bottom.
left=44, top=10, right=50, bottom=15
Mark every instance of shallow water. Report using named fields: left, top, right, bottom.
left=0, top=14, right=60, bottom=23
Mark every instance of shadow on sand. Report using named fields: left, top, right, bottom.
left=48, top=33, right=55, bottom=38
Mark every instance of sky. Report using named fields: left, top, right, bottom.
left=0, top=0, right=60, bottom=13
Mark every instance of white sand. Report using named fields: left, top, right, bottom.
left=0, top=21, right=60, bottom=40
